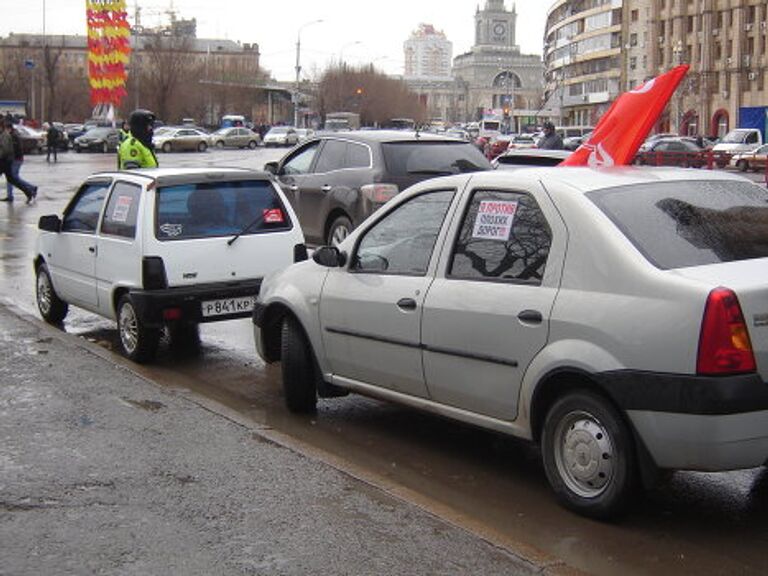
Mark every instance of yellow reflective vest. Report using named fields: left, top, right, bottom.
left=118, top=136, right=158, bottom=170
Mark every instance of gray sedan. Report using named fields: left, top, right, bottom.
left=253, top=167, right=768, bottom=520
left=209, top=127, right=261, bottom=149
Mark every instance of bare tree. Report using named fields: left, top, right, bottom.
left=140, top=33, right=195, bottom=121
left=41, top=38, right=65, bottom=122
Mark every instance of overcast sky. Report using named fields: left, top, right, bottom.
left=3, top=1, right=551, bottom=81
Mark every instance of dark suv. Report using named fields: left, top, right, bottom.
left=264, top=131, right=492, bottom=245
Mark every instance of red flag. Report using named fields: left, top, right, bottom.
left=560, top=65, right=690, bottom=167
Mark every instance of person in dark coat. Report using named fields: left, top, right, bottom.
left=537, top=121, right=564, bottom=150
left=46, top=122, right=61, bottom=163
left=0, top=118, right=37, bottom=203
left=2, top=124, right=37, bottom=202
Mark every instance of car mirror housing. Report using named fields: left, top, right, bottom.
left=38, top=214, right=62, bottom=233
left=264, top=161, right=279, bottom=175
left=312, top=246, right=346, bottom=268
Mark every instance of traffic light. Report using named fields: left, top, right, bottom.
left=355, top=87, right=364, bottom=95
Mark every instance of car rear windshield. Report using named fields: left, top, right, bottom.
left=155, top=180, right=292, bottom=241
left=588, top=180, right=768, bottom=269
left=497, top=154, right=565, bottom=166
left=382, top=141, right=491, bottom=176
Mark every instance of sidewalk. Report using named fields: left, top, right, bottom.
left=0, top=304, right=540, bottom=576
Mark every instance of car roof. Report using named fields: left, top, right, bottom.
left=88, top=167, right=270, bottom=187
left=310, top=130, right=471, bottom=144
left=409, top=166, right=750, bottom=198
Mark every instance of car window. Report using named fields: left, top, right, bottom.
left=352, top=190, right=454, bottom=276
left=315, top=140, right=347, bottom=173
left=747, top=132, right=759, bottom=144
left=282, top=142, right=320, bottom=175
left=382, top=142, right=491, bottom=176
left=347, top=142, right=371, bottom=168
left=155, top=180, right=291, bottom=241
left=101, top=181, right=141, bottom=239
left=588, top=180, right=768, bottom=269
left=448, top=190, right=552, bottom=285
left=62, top=182, right=111, bottom=233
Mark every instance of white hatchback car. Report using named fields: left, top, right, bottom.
left=35, top=167, right=305, bottom=363
left=253, top=167, right=768, bottom=519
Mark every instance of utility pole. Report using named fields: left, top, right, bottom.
left=294, top=19, right=323, bottom=128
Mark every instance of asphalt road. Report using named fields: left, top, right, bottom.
left=2, top=147, right=768, bottom=575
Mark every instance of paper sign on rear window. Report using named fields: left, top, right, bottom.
left=472, top=200, right=518, bottom=241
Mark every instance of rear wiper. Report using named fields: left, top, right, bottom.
left=227, top=213, right=265, bottom=246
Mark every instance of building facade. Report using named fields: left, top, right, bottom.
left=543, top=0, right=623, bottom=128
left=404, top=24, right=453, bottom=79
left=453, top=0, right=545, bottom=130
left=545, top=0, right=768, bottom=136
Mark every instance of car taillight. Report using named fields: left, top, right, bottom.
left=142, top=256, right=168, bottom=290
left=361, top=184, right=399, bottom=204
left=697, top=288, right=756, bottom=375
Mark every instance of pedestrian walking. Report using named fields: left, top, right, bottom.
left=1, top=123, right=36, bottom=202
left=118, top=109, right=159, bottom=170
left=537, top=121, right=564, bottom=150
left=0, top=118, right=37, bottom=203
left=45, top=122, right=61, bottom=163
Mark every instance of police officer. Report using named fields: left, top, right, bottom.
left=118, top=109, right=158, bottom=169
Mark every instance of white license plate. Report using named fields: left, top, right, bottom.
left=201, top=296, right=256, bottom=318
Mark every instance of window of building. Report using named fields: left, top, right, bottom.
left=631, top=9, right=639, bottom=22
left=630, top=33, right=638, bottom=47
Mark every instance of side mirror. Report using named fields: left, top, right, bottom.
left=38, top=214, right=62, bottom=233
left=264, top=161, right=279, bottom=175
left=312, top=246, right=347, bottom=268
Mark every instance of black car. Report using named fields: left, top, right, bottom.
left=73, top=127, right=121, bottom=153
left=264, top=131, right=492, bottom=245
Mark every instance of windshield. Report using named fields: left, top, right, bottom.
left=721, top=130, right=751, bottom=144
left=482, top=121, right=501, bottom=131
left=588, top=180, right=768, bottom=269
left=382, top=141, right=492, bottom=176
left=155, top=180, right=292, bottom=241
left=86, top=128, right=112, bottom=137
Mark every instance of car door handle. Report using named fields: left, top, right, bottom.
left=518, top=310, right=543, bottom=324
left=321, top=185, right=332, bottom=193
left=88, top=246, right=96, bottom=254
left=397, top=298, right=418, bottom=311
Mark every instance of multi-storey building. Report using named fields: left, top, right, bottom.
left=404, top=24, right=453, bottom=80
left=0, top=32, right=261, bottom=122
left=638, top=0, right=768, bottom=137
left=543, top=0, right=624, bottom=128
left=546, top=0, right=768, bottom=136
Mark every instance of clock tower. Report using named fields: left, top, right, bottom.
left=475, top=0, right=518, bottom=50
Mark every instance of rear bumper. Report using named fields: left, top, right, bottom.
left=130, top=279, right=262, bottom=327
left=599, top=371, right=768, bottom=470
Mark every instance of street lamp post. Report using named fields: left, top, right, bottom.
left=294, top=19, right=323, bottom=128
left=673, top=41, right=685, bottom=134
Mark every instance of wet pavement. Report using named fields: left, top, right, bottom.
left=2, top=149, right=768, bottom=575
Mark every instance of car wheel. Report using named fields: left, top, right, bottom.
left=541, top=390, right=638, bottom=520
left=198, top=141, right=207, bottom=152
left=738, top=160, right=749, bottom=172
left=75, top=145, right=81, bottom=153
left=36, top=263, right=68, bottom=324
left=248, top=140, right=257, bottom=149
left=117, top=294, right=160, bottom=364
left=162, top=142, right=172, bottom=153
left=215, top=141, right=224, bottom=149
left=327, top=215, right=353, bottom=247
left=280, top=316, right=318, bottom=413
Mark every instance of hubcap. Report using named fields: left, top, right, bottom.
left=119, top=302, right=139, bottom=354
left=37, top=272, right=52, bottom=315
left=553, top=410, right=614, bottom=498
left=331, top=225, right=349, bottom=246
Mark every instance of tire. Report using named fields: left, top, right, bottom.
left=541, top=390, right=638, bottom=520
left=197, top=141, right=207, bottom=152
left=327, top=215, right=353, bottom=247
left=215, top=141, right=224, bottom=149
left=162, top=142, right=172, bottom=153
left=738, top=160, right=749, bottom=172
left=248, top=140, right=257, bottom=149
left=75, top=146, right=82, bottom=153
left=280, top=316, right=317, bottom=413
left=117, top=294, right=160, bottom=363
left=36, top=263, right=68, bottom=324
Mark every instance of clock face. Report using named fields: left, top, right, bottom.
left=493, top=23, right=507, bottom=38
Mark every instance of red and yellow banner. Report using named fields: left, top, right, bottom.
left=86, top=0, right=132, bottom=106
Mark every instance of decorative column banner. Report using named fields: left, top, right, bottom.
left=86, top=0, right=132, bottom=106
